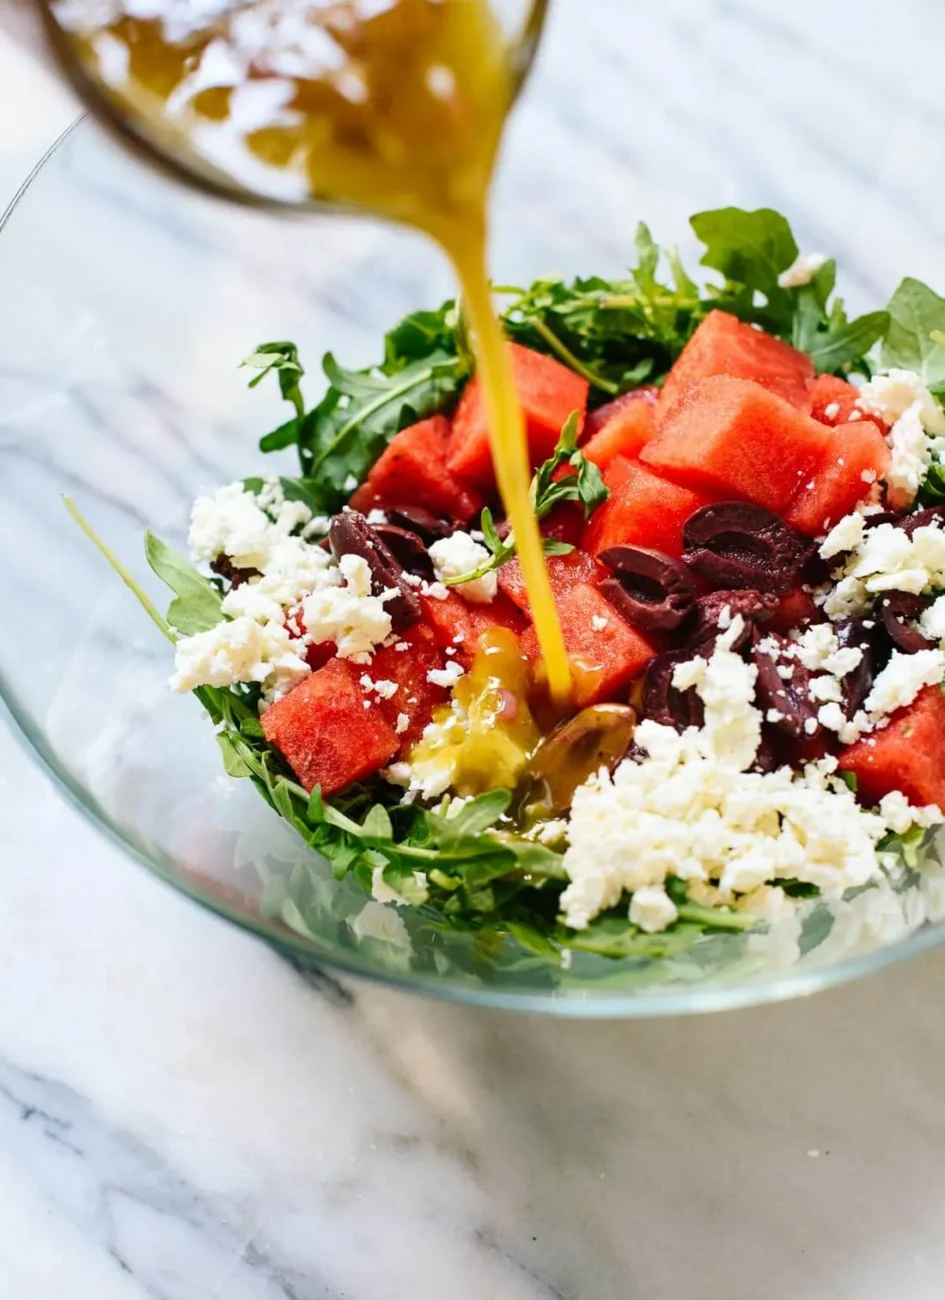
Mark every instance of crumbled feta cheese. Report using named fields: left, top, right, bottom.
left=820, top=511, right=864, bottom=560
left=420, top=580, right=449, bottom=601
left=823, top=402, right=841, bottom=421
left=170, top=615, right=309, bottom=700
left=822, top=517, right=945, bottom=615
left=629, top=886, right=678, bottom=933
left=777, top=252, right=827, bottom=289
left=371, top=865, right=428, bottom=906
left=343, top=473, right=359, bottom=492
left=366, top=509, right=389, bottom=526
left=373, top=679, right=398, bottom=700
left=350, top=901, right=411, bottom=951
left=792, top=623, right=840, bottom=672
left=877, top=790, right=944, bottom=835
left=920, top=594, right=945, bottom=642
left=863, top=649, right=945, bottom=719
left=810, top=674, right=844, bottom=704
left=428, top=532, right=497, bottom=604
left=886, top=402, right=930, bottom=507
left=427, top=660, right=465, bottom=689
left=301, top=553, right=394, bottom=659
left=395, top=712, right=409, bottom=735
left=858, top=369, right=945, bottom=435
left=591, top=615, right=609, bottom=632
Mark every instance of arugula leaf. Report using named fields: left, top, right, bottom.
left=241, top=342, right=305, bottom=419
left=919, top=459, right=945, bottom=505
left=691, top=206, right=798, bottom=329
left=144, top=531, right=224, bottom=635
left=883, top=277, right=945, bottom=394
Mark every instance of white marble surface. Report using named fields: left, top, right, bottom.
left=7, top=4, right=945, bottom=1297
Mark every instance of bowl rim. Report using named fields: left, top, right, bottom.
left=5, top=116, right=945, bottom=1018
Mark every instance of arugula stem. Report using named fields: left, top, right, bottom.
left=63, top=496, right=175, bottom=644
left=525, top=317, right=619, bottom=394
left=675, top=902, right=754, bottom=931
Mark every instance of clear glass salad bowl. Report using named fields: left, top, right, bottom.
left=6, top=2, right=945, bottom=1014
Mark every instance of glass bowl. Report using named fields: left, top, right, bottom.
left=6, top=4, right=945, bottom=1014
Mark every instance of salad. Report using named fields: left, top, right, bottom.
left=76, top=206, right=945, bottom=965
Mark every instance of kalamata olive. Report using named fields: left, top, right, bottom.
left=386, top=506, right=456, bottom=544
left=686, top=589, right=779, bottom=653
left=896, top=506, right=945, bottom=539
left=598, top=545, right=697, bottom=631
left=879, top=593, right=934, bottom=654
left=753, top=726, right=783, bottom=775
left=643, top=650, right=705, bottom=732
left=833, top=618, right=877, bottom=717
left=372, top=524, right=433, bottom=578
left=210, top=555, right=257, bottom=588
left=515, top=704, right=637, bottom=818
left=328, top=511, right=421, bottom=627
left=683, top=502, right=814, bottom=594
left=751, top=628, right=820, bottom=741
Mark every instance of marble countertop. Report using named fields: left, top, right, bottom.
left=7, top=4, right=945, bottom=1297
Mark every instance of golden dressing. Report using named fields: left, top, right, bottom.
left=70, top=0, right=571, bottom=701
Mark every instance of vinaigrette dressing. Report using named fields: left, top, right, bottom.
left=60, top=0, right=572, bottom=701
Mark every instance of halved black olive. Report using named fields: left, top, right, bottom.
left=373, top=524, right=433, bottom=578
left=683, top=502, right=814, bottom=594
left=598, top=545, right=697, bottom=631
left=751, top=628, right=820, bottom=741
left=686, top=589, right=779, bottom=653
left=386, top=506, right=456, bottom=544
left=896, top=506, right=945, bottom=539
left=879, top=593, right=934, bottom=654
left=642, top=650, right=705, bottom=732
left=328, top=511, right=421, bottom=627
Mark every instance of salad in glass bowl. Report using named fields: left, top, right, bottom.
left=73, top=204, right=945, bottom=974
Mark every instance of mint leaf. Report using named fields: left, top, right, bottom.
left=882, top=277, right=945, bottom=394
left=144, top=532, right=224, bottom=636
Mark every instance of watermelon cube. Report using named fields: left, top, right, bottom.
left=583, top=459, right=715, bottom=559
left=419, top=590, right=527, bottom=668
left=839, top=686, right=945, bottom=810
left=784, top=420, right=890, bottom=536
left=642, top=376, right=830, bottom=512
left=582, top=387, right=658, bottom=469
left=769, top=585, right=821, bottom=635
left=262, top=658, right=398, bottom=794
left=447, top=343, right=589, bottom=488
left=658, top=309, right=814, bottom=421
left=349, top=415, right=483, bottom=523
left=521, top=582, right=655, bottom=708
left=498, top=549, right=604, bottom=618
left=811, top=374, right=887, bottom=432
left=365, top=622, right=448, bottom=749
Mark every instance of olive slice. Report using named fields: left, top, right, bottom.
left=386, top=506, right=456, bottom=544
left=642, top=649, right=705, bottom=732
left=685, top=589, right=779, bottom=653
left=751, top=628, right=820, bottom=740
left=328, top=511, right=421, bottom=627
left=879, top=593, right=934, bottom=654
left=598, top=545, right=697, bottom=631
left=896, top=506, right=945, bottom=539
left=683, top=502, right=814, bottom=594
left=372, top=524, right=433, bottom=577
left=515, top=704, right=637, bottom=818
left=833, top=618, right=877, bottom=716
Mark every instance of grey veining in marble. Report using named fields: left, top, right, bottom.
left=7, top=1, right=945, bottom=1296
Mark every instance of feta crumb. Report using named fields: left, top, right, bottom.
left=371, top=865, right=428, bottom=906
left=395, top=712, right=409, bottom=735
left=427, top=660, right=466, bottom=689
left=864, top=649, right=945, bottom=719
left=420, top=580, right=449, bottom=601
left=629, top=886, right=679, bottom=933
left=820, top=511, right=864, bottom=560
left=301, top=553, right=394, bottom=659
left=591, top=615, right=609, bottom=632
left=372, top=679, right=399, bottom=700
left=777, top=252, right=827, bottom=289
left=343, top=473, right=359, bottom=492
left=394, top=640, right=410, bottom=652
left=886, top=402, right=930, bottom=507
left=428, top=532, right=497, bottom=604
left=823, top=402, right=841, bottom=421
left=858, top=369, right=945, bottom=435
left=920, top=594, right=945, bottom=642
left=171, top=616, right=309, bottom=700
left=366, top=508, right=389, bottom=526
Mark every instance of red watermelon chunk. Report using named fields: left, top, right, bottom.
left=582, top=388, right=659, bottom=469
left=583, top=459, right=716, bottom=559
left=521, top=582, right=656, bottom=708
left=769, top=585, right=821, bottom=635
left=498, top=549, right=604, bottom=618
left=657, top=309, right=814, bottom=421
left=839, top=686, right=945, bottom=811
left=365, top=622, right=447, bottom=749
left=447, top=343, right=589, bottom=488
left=419, top=590, right=527, bottom=668
left=262, top=658, right=398, bottom=794
left=349, top=415, right=483, bottom=523
left=784, top=420, right=890, bottom=536
left=811, top=374, right=887, bottom=432
left=642, top=376, right=830, bottom=512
